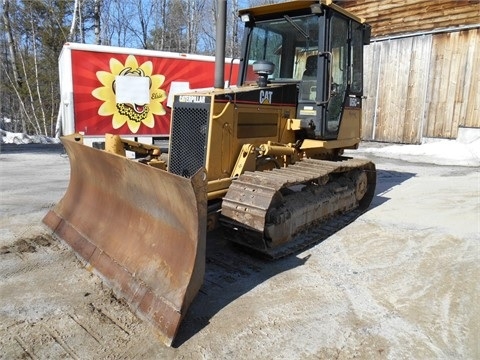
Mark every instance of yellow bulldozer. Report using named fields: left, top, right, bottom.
left=44, top=0, right=376, bottom=346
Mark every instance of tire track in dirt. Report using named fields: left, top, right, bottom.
left=0, top=235, right=66, bottom=281
left=0, top=232, right=168, bottom=359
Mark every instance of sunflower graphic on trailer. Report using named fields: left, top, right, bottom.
left=92, top=55, right=167, bottom=133
left=59, top=43, right=240, bottom=138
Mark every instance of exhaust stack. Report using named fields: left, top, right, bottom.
left=214, top=0, right=227, bottom=89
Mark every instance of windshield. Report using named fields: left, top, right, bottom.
left=244, top=14, right=319, bottom=82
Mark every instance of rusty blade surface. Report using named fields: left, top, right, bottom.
left=43, top=136, right=207, bottom=346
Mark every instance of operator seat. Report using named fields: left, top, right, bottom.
left=303, top=55, right=317, bottom=79
left=301, top=55, right=317, bottom=101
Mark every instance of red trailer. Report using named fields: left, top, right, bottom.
left=57, top=43, right=239, bottom=146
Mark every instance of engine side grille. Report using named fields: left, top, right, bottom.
left=169, top=99, right=211, bottom=177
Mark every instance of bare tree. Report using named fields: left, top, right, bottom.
left=99, top=0, right=137, bottom=47
left=2, top=0, right=22, bottom=87
left=2, top=0, right=25, bottom=131
left=228, top=0, right=240, bottom=58
left=69, top=0, right=79, bottom=41
left=196, top=0, right=217, bottom=55
left=94, top=0, right=101, bottom=44
left=197, top=0, right=241, bottom=57
left=185, top=0, right=207, bottom=53
left=127, top=0, right=160, bottom=49
left=1, top=0, right=71, bottom=135
left=157, top=0, right=168, bottom=49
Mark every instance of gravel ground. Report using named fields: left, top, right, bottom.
left=0, top=143, right=478, bottom=359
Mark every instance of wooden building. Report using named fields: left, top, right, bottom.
left=341, top=0, right=480, bottom=143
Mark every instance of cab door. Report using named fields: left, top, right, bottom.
left=296, top=10, right=364, bottom=141
left=324, top=12, right=349, bottom=139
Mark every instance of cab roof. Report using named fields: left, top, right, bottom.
left=238, top=0, right=365, bottom=24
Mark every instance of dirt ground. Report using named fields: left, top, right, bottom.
left=0, top=144, right=478, bottom=359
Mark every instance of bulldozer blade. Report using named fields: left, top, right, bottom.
left=43, top=136, right=207, bottom=346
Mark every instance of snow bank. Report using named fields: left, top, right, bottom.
left=0, top=129, right=60, bottom=145
left=353, top=128, right=480, bottom=167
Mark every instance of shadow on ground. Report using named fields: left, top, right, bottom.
left=0, top=143, right=64, bottom=154
left=174, top=167, right=416, bottom=346
left=371, top=169, right=416, bottom=208
left=174, top=231, right=310, bottom=347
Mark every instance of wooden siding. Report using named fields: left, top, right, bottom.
left=342, top=0, right=480, bottom=37
left=424, top=30, right=480, bottom=137
left=362, top=28, right=480, bottom=143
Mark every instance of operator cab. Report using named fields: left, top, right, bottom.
left=238, top=1, right=371, bottom=140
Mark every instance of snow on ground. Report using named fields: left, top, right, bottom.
left=352, top=132, right=480, bottom=167
left=1, top=128, right=479, bottom=167
left=349, top=128, right=479, bottom=167
left=0, top=129, right=60, bottom=145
